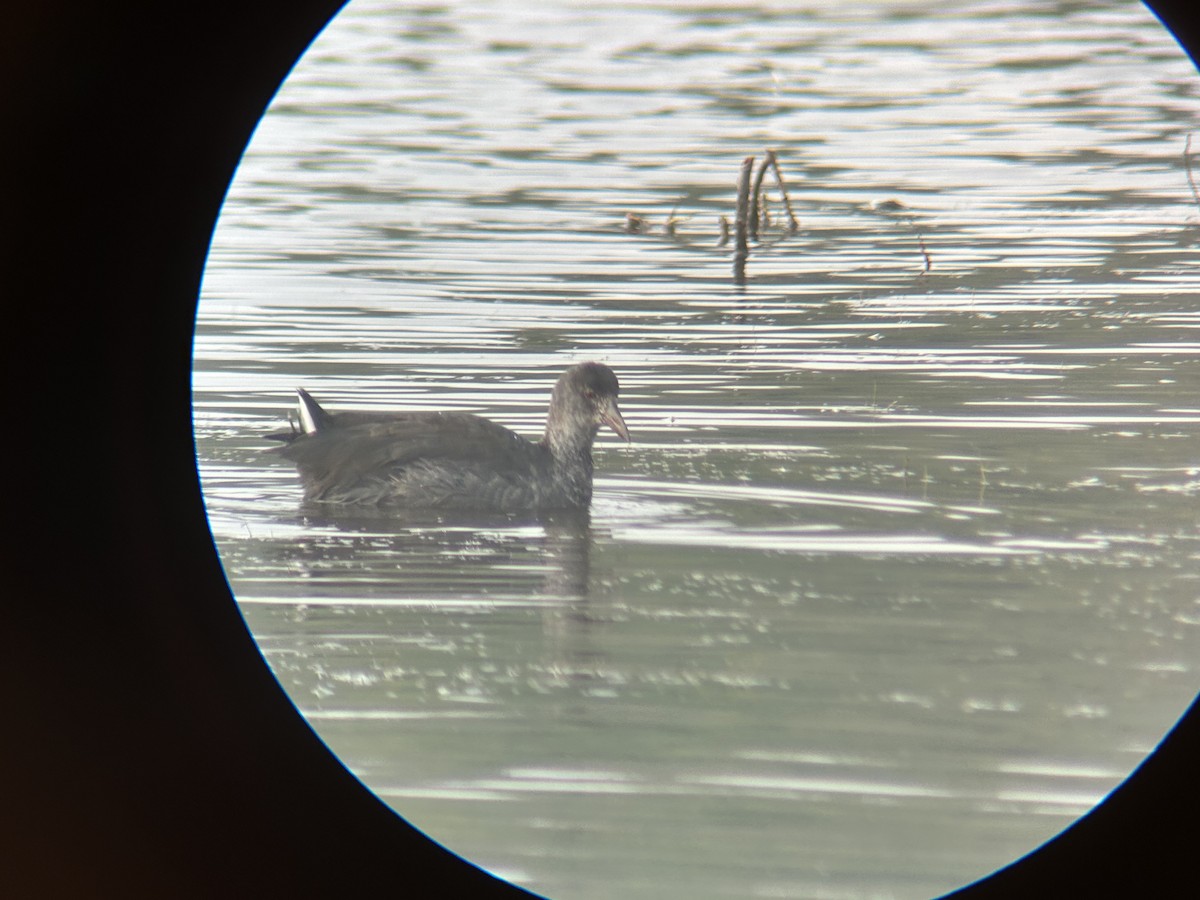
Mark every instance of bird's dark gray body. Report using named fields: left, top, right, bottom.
left=272, top=363, right=629, bottom=512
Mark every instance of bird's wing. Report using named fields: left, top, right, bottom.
left=277, top=412, right=540, bottom=498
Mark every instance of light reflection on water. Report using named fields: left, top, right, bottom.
left=195, top=1, right=1198, bottom=898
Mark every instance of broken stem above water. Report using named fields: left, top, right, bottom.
left=766, top=148, right=800, bottom=231
left=734, top=155, right=754, bottom=281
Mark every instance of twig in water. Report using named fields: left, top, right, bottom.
left=765, top=148, right=800, bottom=231
left=665, top=200, right=684, bottom=236
left=749, top=155, right=771, bottom=241
left=625, top=213, right=650, bottom=234
left=734, top=155, right=754, bottom=282
left=717, top=215, right=730, bottom=247
left=917, top=232, right=932, bottom=273
left=1186, top=134, right=1200, bottom=212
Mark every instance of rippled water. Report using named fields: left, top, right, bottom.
left=194, top=1, right=1199, bottom=897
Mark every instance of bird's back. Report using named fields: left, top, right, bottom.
left=275, top=407, right=556, bottom=509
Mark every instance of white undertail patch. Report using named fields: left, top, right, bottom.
left=298, top=390, right=320, bottom=435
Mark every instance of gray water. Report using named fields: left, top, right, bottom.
left=193, top=1, right=1200, bottom=897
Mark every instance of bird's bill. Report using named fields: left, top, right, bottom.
left=600, top=400, right=631, bottom=443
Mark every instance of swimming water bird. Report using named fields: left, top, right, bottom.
left=271, top=362, right=630, bottom=511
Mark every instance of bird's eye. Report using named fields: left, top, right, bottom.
left=584, top=389, right=597, bottom=401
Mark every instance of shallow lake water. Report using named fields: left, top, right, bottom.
left=193, top=2, right=1199, bottom=897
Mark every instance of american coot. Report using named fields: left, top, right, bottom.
left=271, top=362, right=630, bottom=511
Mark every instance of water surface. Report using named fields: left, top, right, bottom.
left=195, top=2, right=1199, bottom=897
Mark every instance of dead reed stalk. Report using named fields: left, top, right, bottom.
left=734, top=155, right=754, bottom=281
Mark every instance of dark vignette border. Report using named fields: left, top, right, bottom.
left=3, top=1, right=1195, bottom=897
